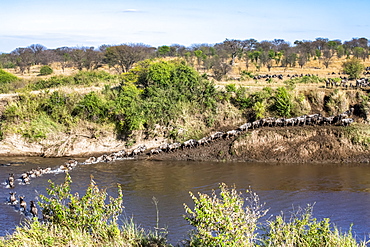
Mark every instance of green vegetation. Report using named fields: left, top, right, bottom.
left=30, top=70, right=120, bottom=90
left=0, top=69, right=20, bottom=93
left=342, top=58, right=365, bottom=80
left=39, top=65, right=53, bottom=76
left=0, top=69, right=18, bottom=84
left=184, top=183, right=267, bottom=246
left=0, top=174, right=168, bottom=247
left=0, top=59, right=219, bottom=141
left=1, top=179, right=366, bottom=247
left=0, top=58, right=369, bottom=143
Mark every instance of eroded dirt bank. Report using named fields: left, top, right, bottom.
left=0, top=125, right=369, bottom=163
left=150, top=126, right=370, bottom=163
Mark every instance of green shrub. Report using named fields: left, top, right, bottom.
left=39, top=65, right=53, bottom=76
left=18, top=114, right=60, bottom=141
left=39, top=173, right=123, bottom=240
left=273, top=87, right=294, bottom=117
left=0, top=69, right=19, bottom=93
left=184, top=183, right=268, bottom=247
left=72, top=91, right=108, bottom=122
left=261, top=205, right=367, bottom=247
left=1, top=174, right=169, bottom=246
left=225, top=83, right=237, bottom=93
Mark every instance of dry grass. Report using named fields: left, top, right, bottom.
left=4, top=56, right=370, bottom=93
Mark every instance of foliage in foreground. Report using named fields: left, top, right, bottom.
left=0, top=173, right=169, bottom=247
left=184, top=183, right=268, bottom=246
left=183, top=184, right=368, bottom=247
left=0, top=69, right=20, bottom=93
left=0, top=177, right=368, bottom=247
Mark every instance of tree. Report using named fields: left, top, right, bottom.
left=104, top=44, right=154, bottom=73
left=54, top=47, right=72, bottom=73
left=217, top=39, right=249, bottom=66
left=322, top=49, right=334, bottom=68
left=342, top=57, right=364, bottom=79
left=29, top=44, right=47, bottom=65
left=194, top=50, right=206, bottom=71
left=298, top=53, right=307, bottom=68
left=353, top=47, right=367, bottom=61
left=211, top=56, right=231, bottom=81
left=11, top=47, right=34, bottom=74
left=157, top=45, right=171, bottom=57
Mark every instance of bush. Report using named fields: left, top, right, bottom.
left=39, top=65, right=53, bottom=76
left=273, top=87, right=294, bottom=117
left=0, top=69, right=18, bottom=84
left=72, top=92, right=108, bottom=123
left=184, top=183, right=268, bottom=246
left=39, top=173, right=123, bottom=240
left=261, top=205, right=366, bottom=247
left=1, top=174, right=169, bottom=247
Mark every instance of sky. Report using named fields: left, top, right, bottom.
left=0, top=0, right=369, bottom=53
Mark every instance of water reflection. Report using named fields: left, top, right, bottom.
left=1, top=158, right=370, bottom=243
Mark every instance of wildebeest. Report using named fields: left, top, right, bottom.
left=210, top=132, right=224, bottom=140
left=19, top=196, right=27, bottom=211
left=341, top=118, right=354, bottom=126
left=84, top=156, right=97, bottom=164
left=284, top=118, right=296, bottom=126
left=30, top=201, right=38, bottom=218
left=323, top=116, right=335, bottom=125
left=150, top=148, right=162, bottom=155
left=197, top=137, right=210, bottom=146
left=9, top=192, right=17, bottom=204
left=261, top=117, right=275, bottom=127
left=7, top=173, right=15, bottom=188
left=251, top=120, right=261, bottom=129
left=238, top=122, right=251, bottom=131
left=167, top=142, right=181, bottom=152
left=182, top=139, right=198, bottom=149
left=224, top=130, right=240, bottom=139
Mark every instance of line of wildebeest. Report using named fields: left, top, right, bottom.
left=2, top=108, right=357, bottom=219
left=252, top=72, right=370, bottom=89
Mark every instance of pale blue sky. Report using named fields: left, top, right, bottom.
left=0, top=0, right=369, bottom=53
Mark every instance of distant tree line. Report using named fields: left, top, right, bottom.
left=0, top=37, right=369, bottom=80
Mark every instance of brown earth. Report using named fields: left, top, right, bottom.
left=149, top=125, right=370, bottom=164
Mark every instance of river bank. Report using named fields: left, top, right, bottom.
left=0, top=124, right=369, bottom=164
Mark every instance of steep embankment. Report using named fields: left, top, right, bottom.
left=151, top=125, right=370, bottom=163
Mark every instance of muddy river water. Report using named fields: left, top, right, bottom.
left=1, top=157, right=370, bottom=244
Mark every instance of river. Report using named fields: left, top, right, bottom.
left=1, top=157, right=370, bottom=244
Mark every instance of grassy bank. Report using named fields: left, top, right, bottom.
left=0, top=175, right=367, bottom=247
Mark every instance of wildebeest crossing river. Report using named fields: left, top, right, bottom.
left=1, top=157, right=370, bottom=244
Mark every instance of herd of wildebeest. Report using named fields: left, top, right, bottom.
left=3, top=106, right=358, bottom=219
left=3, top=66, right=370, bottom=218
left=252, top=66, right=370, bottom=89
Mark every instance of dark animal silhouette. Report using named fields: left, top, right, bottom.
left=19, top=196, right=27, bottom=211
left=30, top=201, right=38, bottom=218
left=9, top=192, right=17, bottom=204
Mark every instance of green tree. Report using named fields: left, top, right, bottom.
left=342, top=57, right=365, bottom=79
left=157, top=45, right=171, bottom=57
left=194, top=50, right=206, bottom=71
